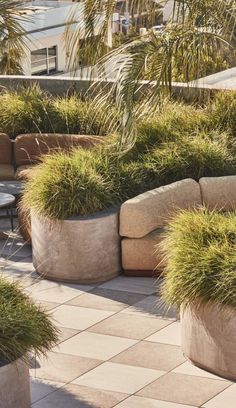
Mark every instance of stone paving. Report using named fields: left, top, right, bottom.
left=0, top=219, right=236, bottom=408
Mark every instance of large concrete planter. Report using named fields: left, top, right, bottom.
left=0, top=359, right=30, bottom=408
left=31, top=208, right=121, bottom=283
left=181, top=302, right=236, bottom=380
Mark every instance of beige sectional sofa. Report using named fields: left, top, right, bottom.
left=120, top=176, right=236, bottom=276
left=0, top=133, right=103, bottom=181
left=14, top=133, right=103, bottom=179
left=120, top=179, right=202, bottom=276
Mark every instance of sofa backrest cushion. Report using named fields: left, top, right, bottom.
left=120, top=179, right=202, bottom=238
left=0, top=133, right=12, bottom=164
left=199, top=176, right=236, bottom=211
left=14, top=133, right=104, bottom=166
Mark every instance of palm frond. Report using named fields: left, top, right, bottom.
left=0, top=0, right=27, bottom=74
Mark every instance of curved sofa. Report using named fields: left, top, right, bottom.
left=120, top=175, right=236, bottom=276
left=0, top=133, right=103, bottom=181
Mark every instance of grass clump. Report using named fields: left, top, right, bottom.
left=22, top=149, right=119, bottom=219
left=0, top=85, right=53, bottom=137
left=161, top=209, right=236, bottom=310
left=0, top=86, right=117, bottom=137
left=145, top=134, right=236, bottom=185
left=0, top=277, right=58, bottom=365
left=209, top=91, right=236, bottom=134
left=134, top=101, right=211, bottom=156
left=51, top=96, right=117, bottom=136
left=22, top=130, right=236, bottom=219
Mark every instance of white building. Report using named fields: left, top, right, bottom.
left=19, top=0, right=174, bottom=77
left=20, top=1, right=111, bottom=76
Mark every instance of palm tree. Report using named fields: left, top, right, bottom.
left=66, top=0, right=236, bottom=150
left=65, top=0, right=162, bottom=69
left=0, top=0, right=26, bottom=75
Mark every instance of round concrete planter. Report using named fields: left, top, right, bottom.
left=181, top=302, right=236, bottom=380
left=0, top=359, right=30, bottom=408
left=31, top=208, right=121, bottom=283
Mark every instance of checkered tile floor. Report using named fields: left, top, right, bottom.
left=0, top=222, right=235, bottom=408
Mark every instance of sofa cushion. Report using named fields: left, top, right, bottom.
left=120, top=179, right=202, bottom=238
left=14, top=133, right=104, bottom=166
left=0, top=133, right=13, bottom=164
left=122, top=229, right=165, bottom=271
left=0, top=164, right=15, bottom=180
left=15, top=165, right=34, bottom=180
left=199, top=176, right=236, bottom=211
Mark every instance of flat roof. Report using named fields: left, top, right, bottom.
left=20, top=1, right=83, bottom=34
left=192, top=67, right=236, bottom=90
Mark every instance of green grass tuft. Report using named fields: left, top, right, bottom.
left=144, top=134, right=236, bottom=184
left=209, top=90, right=236, bottom=134
left=22, top=148, right=120, bottom=219
left=0, top=278, right=58, bottom=364
left=161, top=209, right=236, bottom=310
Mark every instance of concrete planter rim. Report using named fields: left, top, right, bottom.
left=181, top=298, right=236, bottom=314
left=31, top=205, right=120, bottom=222
left=0, top=356, right=23, bottom=368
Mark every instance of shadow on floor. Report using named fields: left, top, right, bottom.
left=31, top=378, right=107, bottom=408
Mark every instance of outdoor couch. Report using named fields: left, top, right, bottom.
left=120, top=176, right=236, bottom=276
left=0, top=133, right=103, bottom=180
left=0, top=132, right=104, bottom=242
left=14, top=133, right=103, bottom=179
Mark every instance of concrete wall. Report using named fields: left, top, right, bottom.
left=20, top=2, right=111, bottom=75
left=0, top=75, right=221, bottom=102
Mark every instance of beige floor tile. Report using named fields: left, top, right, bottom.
left=3, top=272, right=38, bottom=288
left=30, top=378, right=64, bottom=404
left=73, top=362, right=164, bottom=394
left=32, top=384, right=128, bottom=408
left=137, top=373, right=229, bottom=406
left=146, top=322, right=181, bottom=346
left=2, top=259, right=35, bottom=275
left=122, top=296, right=177, bottom=320
left=26, top=280, right=92, bottom=303
left=36, top=301, right=60, bottom=312
left=203, top=384, right=236, bottom=408
left=112, top=341, right=185, bottom=371
left=51, top=305, right=114, bottom=330
left=99, top=276, right=156, bottom=295
left=55, top=332, right=138, bottom=360
left=66, top=288, right=146, bottom=312
left=88, top=313, right=171, bottom=340
left=57, top=327, right=80, bottom=343
left=30, top=352, right=101, bottom=383
left=115, top=395, right=196, bottom=408
left=172, top=361, right=231, bottom=381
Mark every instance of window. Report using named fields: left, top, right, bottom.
left=31, top=46, right=57, bottom=75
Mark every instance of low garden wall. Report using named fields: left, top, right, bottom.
left=0, top=75, right=218, bottom=101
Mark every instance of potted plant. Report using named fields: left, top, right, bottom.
left=161, top=208, right=236, bottom=380
left=0, top=277, right=58, bottom=407
left=22, top=148, right=122, bottom=283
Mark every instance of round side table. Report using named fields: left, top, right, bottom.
left=0, top=193, right=16, bottom=232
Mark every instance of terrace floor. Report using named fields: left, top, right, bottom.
left=0, top=219, right=236, bottom=408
